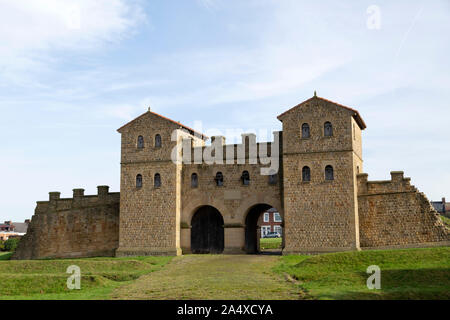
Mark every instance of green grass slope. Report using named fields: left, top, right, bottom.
left=275, top=247, right=450, bottom=300
left=0, top=256, right=172, bottom=300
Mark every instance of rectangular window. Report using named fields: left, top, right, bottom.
left=263, top=212, right=269, bottom=222
left=274, top=212, right=282, bottom=222
left=274, top=226, right=282, bottom=235
left=261, top=226, right=271, bottom=237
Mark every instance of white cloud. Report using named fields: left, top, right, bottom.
left=0, top=0, right=145, bottom=86
left=0, top=0, right=144, bottom=51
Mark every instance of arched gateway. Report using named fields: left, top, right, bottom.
left=191, top=206, right=224, bottom=254
left=245, top=204, right=282, bottom=254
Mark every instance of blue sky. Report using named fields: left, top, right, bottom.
left=1, top=0, right=449, bottom=222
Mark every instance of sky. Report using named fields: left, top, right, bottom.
left=0, top=0, right=449, bottom=223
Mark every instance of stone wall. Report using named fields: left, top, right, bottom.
left=12, top=186, right=119, bottom=260
left=357, top=172, right=450, bottom=249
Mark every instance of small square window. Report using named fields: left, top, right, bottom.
left=263, top=212, right=269, bottom=222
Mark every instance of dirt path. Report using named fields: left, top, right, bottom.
left=110, top=255, right=302, bottom=300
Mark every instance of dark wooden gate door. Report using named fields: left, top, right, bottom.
left=191, top=206, right=224, bottom=254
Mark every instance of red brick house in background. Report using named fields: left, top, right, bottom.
left=258, top=208, right=283, bottom=237
left=0, top=220, right=30, bottom=241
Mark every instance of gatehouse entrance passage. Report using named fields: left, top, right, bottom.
left=245, top=204, right=283, bottom=255
left=191, top=206, right=224, bottom=254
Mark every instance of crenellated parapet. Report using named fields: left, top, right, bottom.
left=180, top=131, right=282, bottom=165
left=36, top=186, right=120, bottom=214
left=357, top=171, right=415, bottom=196
left=12, top=186, right=120, bottom=260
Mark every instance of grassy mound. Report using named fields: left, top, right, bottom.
left=0, top=256, right=172, bottom=300
left=275, top=247, right=450, bottom=300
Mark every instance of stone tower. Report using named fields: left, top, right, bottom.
left=115, top=111, right=206, bottom=256
left=278, top=95, right=366, bottom=253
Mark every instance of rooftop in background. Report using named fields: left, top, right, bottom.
left=431, top=198, right=449, bottom=215
left=0, top=220, right=30, bottom=233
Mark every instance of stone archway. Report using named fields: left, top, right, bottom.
left=191, top=205, right=224, bottom=254
left=245, top=203, right=276, bottom=254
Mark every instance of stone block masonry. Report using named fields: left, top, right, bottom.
left=12, top=186, right=119, bottom=260
left=12, top=95, right=450, bottom=259
left=358, top=172, right=449, bottom=249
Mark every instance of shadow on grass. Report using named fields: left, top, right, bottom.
left=0, top=252, right=12, bottom=260
left=314, top=268, right=450, bottom=300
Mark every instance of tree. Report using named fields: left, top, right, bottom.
left=4, top=238, right=20, bottom=252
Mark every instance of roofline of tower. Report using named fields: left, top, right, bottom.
left=277, top=96, right=367, bottom=130
left=117, top=110, right=209, bottom=140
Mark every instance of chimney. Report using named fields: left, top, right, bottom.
left=442, top=197, right=446, bottom=204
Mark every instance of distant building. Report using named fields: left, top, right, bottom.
left=258, top=208, right=283, bottom=237
left=0, top=220, right=29, bottom=241
left=431, top=198, right=449, bottom=216
left=431, top=198, right=445, bottom=213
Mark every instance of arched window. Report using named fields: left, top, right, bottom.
left=325, top=165, right=334, bottom=181
left=268, top=171, right=278, bottom=185
left=191, top=173, right=198, bottom=188
left=241, top=170, right=250, bottom=185
left=155, top=134, right=162, bottom=148
left=302, top=123, right=310, bottom=138
left=136, top=174, right=143, bottom=188
left=302, top=166, right=311, bottom=182
left=215, top=172, right=223, bottom=187
left=154, top=173, right=161, bottom=188
left=137, top=136, right=144, bottom=149
left=324, top=122, right=333, bottom=137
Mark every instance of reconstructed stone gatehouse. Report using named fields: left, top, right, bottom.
left=13, top=95, right=450, bottom=259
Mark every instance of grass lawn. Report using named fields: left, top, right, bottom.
left=0, top=252, right=12, bottom=260
left=260, top=237, right=282, bottom=250
left=0, top=255, right=172, bottom=300
left=274, top=247, right=450, bottom=300
left=0, top=247, right=448, bottom=300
